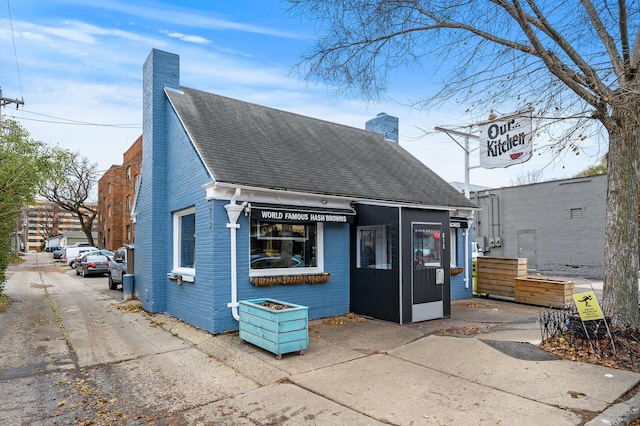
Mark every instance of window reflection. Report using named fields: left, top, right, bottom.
left=413, top=224, right=442, bottom=269
left=357, top=225, right=391, bottom=269
left=250, top=220, right=317, bottom=269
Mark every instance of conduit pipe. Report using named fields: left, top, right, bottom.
left=465, top=212, right=474, bottom=290
left=464, top=228, right=469, bottom=289
left=225, top=188, right=247, bottom=321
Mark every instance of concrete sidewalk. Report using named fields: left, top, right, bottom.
left=5, top=254, right=638, bottom=424
left=150, top=295, right=640, bottom=425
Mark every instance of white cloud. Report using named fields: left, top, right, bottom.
left=41, top=26, right=96, bottom=44
left=179, top=35, right=210, bottom=44
left=162, top=30, right=210, bottom=45
left=46, top=0, right=304, bottom=39
left=0, top=1, right=603, bottom=192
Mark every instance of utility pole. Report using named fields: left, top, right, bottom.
left=0, top=87, right=24, bottom=109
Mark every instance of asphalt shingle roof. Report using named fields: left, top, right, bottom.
left=166, top=86, right=475, bottom=210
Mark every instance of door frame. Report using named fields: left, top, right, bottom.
left=411, top=221, right=445, bottom=322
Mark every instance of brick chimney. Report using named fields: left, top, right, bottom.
left=365, top=112, right=399, bottom=143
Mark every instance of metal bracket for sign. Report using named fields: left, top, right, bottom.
left=434, top=126, right=480, bottom=199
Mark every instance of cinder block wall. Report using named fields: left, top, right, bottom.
left=472, top=175, right=606, bottom=278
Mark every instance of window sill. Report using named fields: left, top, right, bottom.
left=249, top=266, right=322, bottom=278
left=167, top=271, right=195, bottom=283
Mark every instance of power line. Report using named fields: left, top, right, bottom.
left=6, top=109, right=140, bottom=128
left=6, top=0, right=24, bottom=103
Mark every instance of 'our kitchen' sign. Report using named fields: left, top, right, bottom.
left=479, top=114, right=533, bottom=169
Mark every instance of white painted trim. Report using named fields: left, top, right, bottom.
left=248, top=223, right=325, bottom=277
left=203, top=182, right=354, bottom=210
left=204, top=182, right=475, bottom=219
left=172, top=206, right=196, bottom=276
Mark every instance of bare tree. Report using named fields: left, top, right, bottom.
left=34, top=202, right=58, bottom=250
left=288, top=0, right=640, bottom=325
left=41, top=152, right=98, bottom=247
left=510, top=169, right=545, bottom=186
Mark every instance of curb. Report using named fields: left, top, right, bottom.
left=585, top=392, right=640, bottom=425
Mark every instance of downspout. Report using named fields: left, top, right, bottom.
left=464, top=227, right=469, bottom=289
left=224, top=188, right=247, bottom=321
left=463, top=212, right=474, bottom=290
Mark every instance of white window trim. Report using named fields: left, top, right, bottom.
left=249, top=223, right=324, bottom=277
left=172, top=206, right=196, bottom=277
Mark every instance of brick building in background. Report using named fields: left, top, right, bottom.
left=97, top=136, right=142, bottom=251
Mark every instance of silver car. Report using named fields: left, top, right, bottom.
left=76, top=254, right=110, bottom=277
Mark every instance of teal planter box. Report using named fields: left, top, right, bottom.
left=239, top=298, right=309, bottom=359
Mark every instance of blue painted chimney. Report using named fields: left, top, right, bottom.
left=365, top=112, right=399, bottom=143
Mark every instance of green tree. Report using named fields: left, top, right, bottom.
left=575, top=157, right=608, bottom=177
left=289, top=0, right=640, bottom=325
left=40, top=152, right=99, bottom=247
left=0, top=117, right=59, bottom=286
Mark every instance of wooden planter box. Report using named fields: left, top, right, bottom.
left=239, top=298, right=308, bottom=359
left=515, top=277, right=575, bottom=308
left=475, top=257, right=527, bottom=298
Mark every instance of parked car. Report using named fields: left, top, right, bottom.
left=52, top=247, right=67, bottom=259
left=63, top=246, right=97, bottom=268
left=76, top=254, right=110, bottom=277
left=108, top=247, right=128, bottom=290
left=73, top=249, right=114, bottom=267
left=472, top=242, right=483, bottom=259
left=250, top=255, right=303, bottom=269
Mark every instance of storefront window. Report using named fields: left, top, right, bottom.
left=250, top=219, right=317, bottom=270
left=413, top=223, right=442, bottom=269
left=357, top=225, right=391, bottom=269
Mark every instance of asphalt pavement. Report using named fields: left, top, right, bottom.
left=1, top=253, right=639, bottom=425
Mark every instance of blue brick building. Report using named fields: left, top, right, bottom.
left=134, top=49, right=476, bottom=334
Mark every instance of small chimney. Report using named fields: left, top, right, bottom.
left=365, top=112, right=399, bottom=143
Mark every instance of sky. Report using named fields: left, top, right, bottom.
left=0, top=0, right=606, bottom=192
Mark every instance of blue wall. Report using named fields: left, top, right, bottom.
left=136, top=49, right=179, bottom=312
left=163, top=104, right=216, bottom=331
left=450, top=227, right=474, bottom=300
left=214, top=219, right=352, bottom=332
left=138, top=49, right=352, bottom=334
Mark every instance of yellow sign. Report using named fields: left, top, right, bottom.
left=573, top=291, right=604, bottom=321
